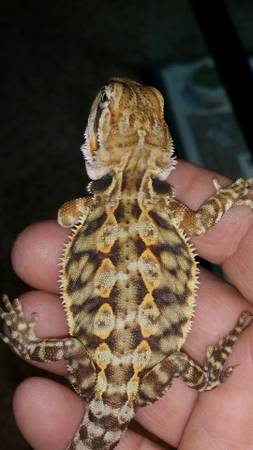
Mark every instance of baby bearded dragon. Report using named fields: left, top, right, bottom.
left=1, top=78, right=253, bottom=450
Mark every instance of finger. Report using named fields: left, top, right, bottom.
left=222, top=226, right=253, bottom=304
left=170, top=161, right=253, bottom=263
left=136, top=378, right=196, bottom=448
left=170, top=160, right=230, bottom=207
left=135, top=269, right=253, bottom=447
left=118, top=429, right=166, bottom=450
left=13, top=290, right=68, bottom=375
left=178, top=324, right=253, bottom=450
left=12, top=220, right=68, bottom=293
left=184, top=269, right=253, bottom=362
left=13, top=377, right=84, bottom=450
left=169, top=161, right=253, bottom=302
left=13, top=378, right=166, bottom=450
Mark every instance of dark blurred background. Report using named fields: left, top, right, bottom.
left=1, top=1, right=253, bottom=449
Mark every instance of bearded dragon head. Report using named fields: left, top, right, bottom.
left=81, top=78, right=175, bottom=180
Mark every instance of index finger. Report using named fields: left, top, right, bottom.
left=170, top=161, right=253, bottom=263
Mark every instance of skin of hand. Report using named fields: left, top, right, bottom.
left=8, top=161, right=253, bottom=450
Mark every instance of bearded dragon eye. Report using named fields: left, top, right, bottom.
left=99, top=90, right=108, bottom=106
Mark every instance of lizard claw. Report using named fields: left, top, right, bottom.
left=220, top=364, right=240, bottom=383
left=0, top=294, right=38, bottom=358
left=213, top=178, right=222, bottom=192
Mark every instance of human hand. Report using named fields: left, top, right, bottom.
left=9, top=161, right=253, bottom=450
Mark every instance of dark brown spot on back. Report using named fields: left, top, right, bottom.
left=172, top=244, right=188, bottom=255
left=103, top=390, right=128, bottom=407
left=84, top=296, right=103, bottom=314
left=149, top=211, right=170, bottom=229
left=107, top=285, right=120, bottom=309
left=151, top=243, right=172, bottom=256
left=83, top=212, right=107, bottom=236
left=79, top=424, right=88, bottom=441
left=66, top=249, right=102, bottom=275
left=134, top=277, right=148, bottom=304
left=109, top=242, right=122, bottom=265
left=106, top=333, right=117, bottom=349
left=88, top=409, right=120, bottom=430
left=169, top=267, right=178, bottom=277
left=148, top=334, right=162, bottom=352
left=153, top=287, right=177, bottom=307
left=134, top=238, right=146, bottom=256
left=131, top=327, right=143, bottom=348
left=152, top=177, right=173, bottom=195
left=163, top=317, right=188, bottom=338
left=70, top=303, right=83, bottom=315
left=90, top=437, right=107, bottom=449
left=176, top=286, right=191, bottom=304
left=75, top=328, right=101, bottom=348
left=114, top=204, right=125, bottom=222
left=67, top=276, right=85, bottom=294
left=66, top=255, right=101, bottom=293
left=90, top=174, right=113, bottom=192
left=131, top=202, right=141, bottom=218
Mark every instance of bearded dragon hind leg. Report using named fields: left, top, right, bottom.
left=137, top=312, right=252, bottom=406
left=199, top=311, right=253, bottom=391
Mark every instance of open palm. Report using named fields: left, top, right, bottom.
left=10, top=161, right=253, bottom=450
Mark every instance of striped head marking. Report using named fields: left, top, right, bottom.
left=81, top=78, right=175, bottom=180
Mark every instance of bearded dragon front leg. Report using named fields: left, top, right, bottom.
left=137, top=312, right=252, bottom=406
left=57, top=196, right=93, bottom=228
left=0, top=294, right=96, bottom=397
left=170, top=177, right=253, bottom=235
left=0, top=295, right=84, bottom=362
